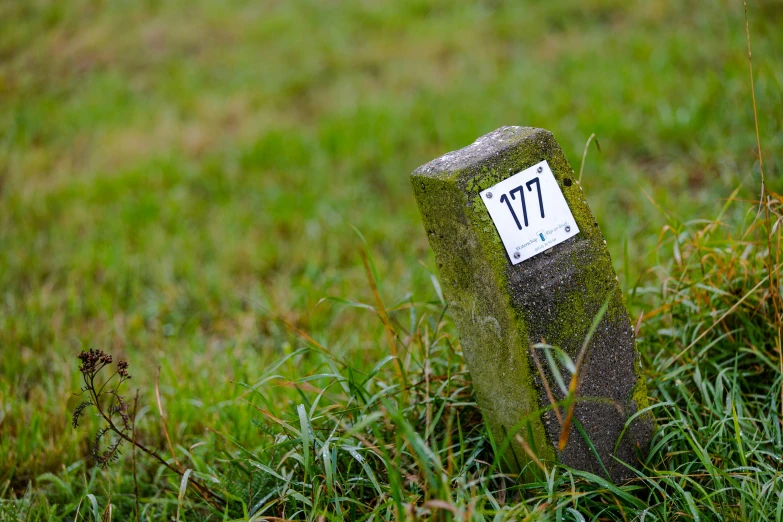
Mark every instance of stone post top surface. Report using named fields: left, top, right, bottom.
left=412, top=126, right=551, bottom=179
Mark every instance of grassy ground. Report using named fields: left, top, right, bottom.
left=1, top=0, right=782, bottom=520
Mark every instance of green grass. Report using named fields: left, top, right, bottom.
left=1, top=0, right=782, bottom=520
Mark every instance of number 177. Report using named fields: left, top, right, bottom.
left=498, top=177, right=544, bottom=230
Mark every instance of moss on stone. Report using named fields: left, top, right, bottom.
left=411, top=127, right=652, bottom=481
left=411, top=132, right=554, bottom=471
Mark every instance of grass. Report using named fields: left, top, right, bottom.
left=1, top=0, right=782, bottom=520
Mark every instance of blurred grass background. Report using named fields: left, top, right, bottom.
left=1, top=0, right=781, bottom=494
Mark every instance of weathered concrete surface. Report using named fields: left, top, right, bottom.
left=411, top=126, right=652, bottom=482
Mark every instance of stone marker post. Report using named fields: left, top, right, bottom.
left=411, top=127, right=652, bottom=482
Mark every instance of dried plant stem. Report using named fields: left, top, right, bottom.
left=156, top=367, right=183, bottom=472
left=76, top=361, right=226, bottom=510
left=578, top=133, right=600, bottom=184
left=360, top=249, right=407, bottom=398
left=744, top=1, right=783, bottom=423
left=515, top=434, right=548, bottom=475
left=558, top=300, right=609, bottom=451
left=91, top=388, right=224, bottom=509
left=530, top=347, right=563, bottom=426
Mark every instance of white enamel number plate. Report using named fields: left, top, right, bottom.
left=480, top=160, right=579, bottom=265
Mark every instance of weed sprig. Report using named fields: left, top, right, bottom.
left=73, top=350, right=132, bottom=466
left=70, top=350, right=226, bottom=513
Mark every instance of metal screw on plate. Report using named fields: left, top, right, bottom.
left=485, top=191, right=493, bottom=199
left=537, top=166, right=543, bottom=173
left=565, top=225, right=571, bottom=233
left=513, top=252, right=521, bottom=259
